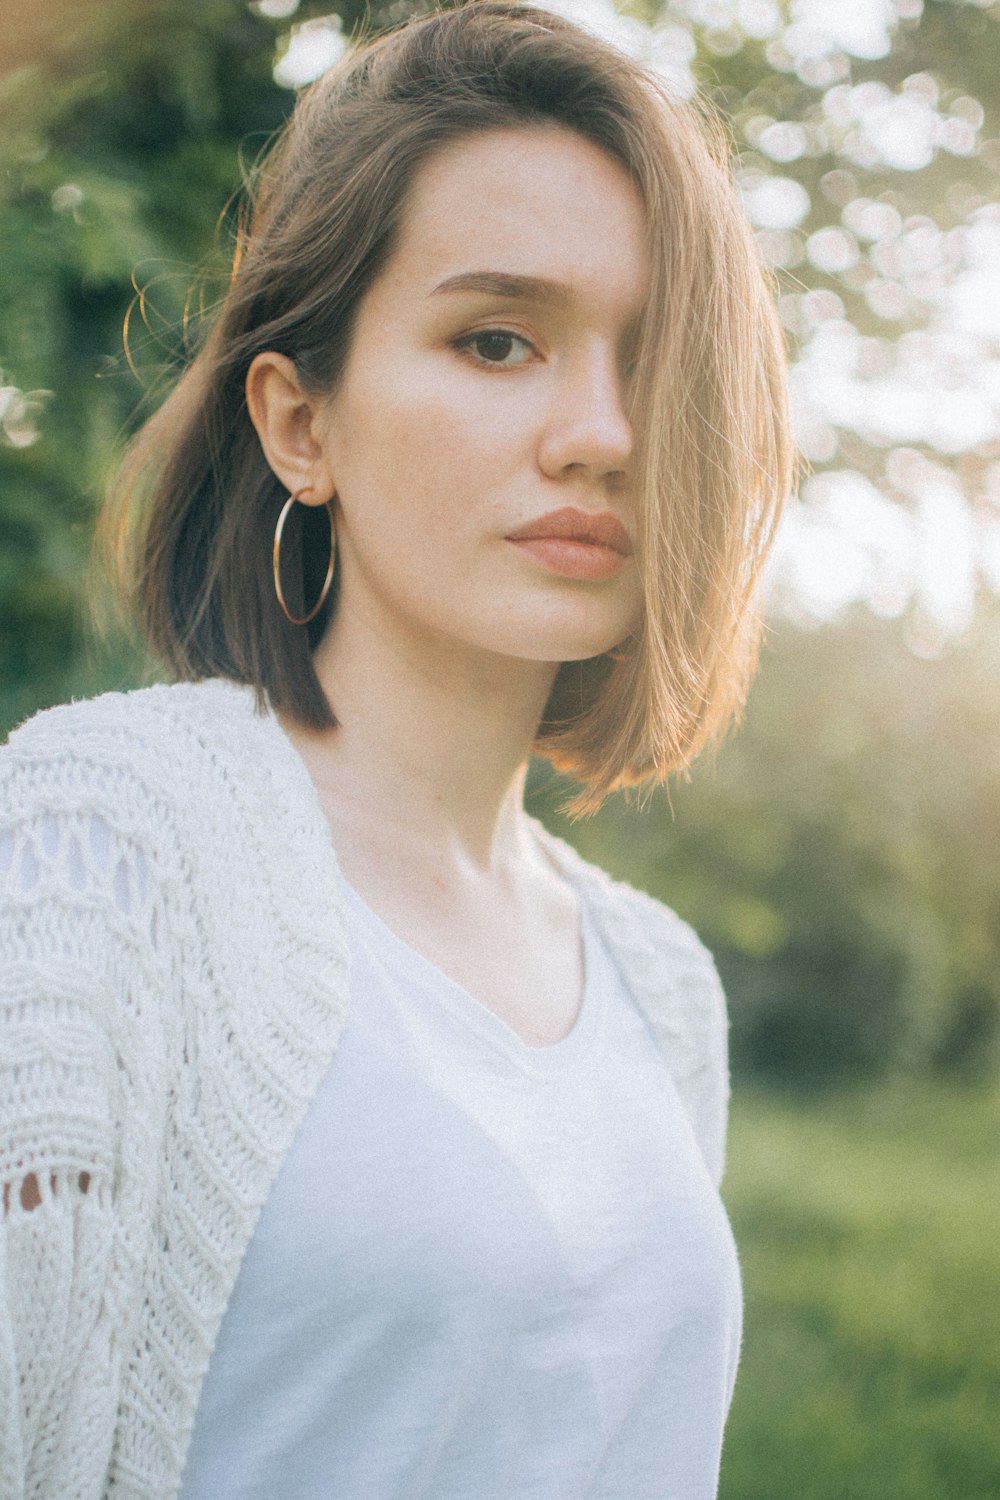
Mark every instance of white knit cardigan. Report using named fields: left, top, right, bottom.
left=0, top=678, right=730, bottom=1500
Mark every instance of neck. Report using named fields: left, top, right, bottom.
left=284, top=602, right=559, bottom=874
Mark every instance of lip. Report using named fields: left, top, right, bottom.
left=506, top=507, right=632, bottom=554
left=504, top=507, right=633, bottom=582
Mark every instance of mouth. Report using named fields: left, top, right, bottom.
left=505, top=507, right=633, bottom=581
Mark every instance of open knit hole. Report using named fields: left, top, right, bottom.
left=67, top=833, right=86, bottom=889
left=2, top=1170, right=91, bottom=1217
left=114, top=856, right=131, bottom=914
left=18, top=842, right=40, bottom=891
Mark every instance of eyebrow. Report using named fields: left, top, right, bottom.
left=429, top=271, right=573, bottom=308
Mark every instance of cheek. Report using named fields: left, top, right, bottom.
left=334, top=365, right=523, bottom=526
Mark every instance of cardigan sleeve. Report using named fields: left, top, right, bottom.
left=0, top=728, right=172, bottom=1499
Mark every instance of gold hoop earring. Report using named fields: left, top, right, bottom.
left=272, top=490, right=336, bottom=625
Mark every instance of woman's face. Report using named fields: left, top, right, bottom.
left=313, top=124, right=649, bottom=674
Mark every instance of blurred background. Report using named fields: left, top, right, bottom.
left=1, top=0, right=998, bottom=1493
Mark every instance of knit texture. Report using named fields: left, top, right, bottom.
left=0, top=678, right=729, bottom=1500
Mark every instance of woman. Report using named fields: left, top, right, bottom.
left=0, top=4, right=790, bottom=1497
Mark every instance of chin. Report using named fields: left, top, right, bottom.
left=513, top=628, right=633, bottom=666
left=524, top=611, right=640, bottom=666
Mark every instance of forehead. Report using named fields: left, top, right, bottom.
left=377, top=124, right=650, bottom=323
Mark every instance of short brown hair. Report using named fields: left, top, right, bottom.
left=98, top=0, right=791, bottom=811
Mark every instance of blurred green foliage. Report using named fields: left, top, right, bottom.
left=0, top=0, right=307, bottom=726
left=1, top=0, right=999, bottom=1085
left=720, top=1080, right=1000, bottom=1499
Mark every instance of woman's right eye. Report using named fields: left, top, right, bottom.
left=456, top=329, right=536, bottom=368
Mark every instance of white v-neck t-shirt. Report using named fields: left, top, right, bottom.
left=180, top=877, right=742, bottom=1500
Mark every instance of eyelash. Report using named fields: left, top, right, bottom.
left=453, top=327, right=539, bottom=369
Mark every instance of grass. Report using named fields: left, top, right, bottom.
left=718, top=1079, right=1000, bottom=1500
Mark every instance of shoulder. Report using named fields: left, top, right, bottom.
left=532, top=819, right=730, bottom=1188
left=3, top=676, right=263, bottom=777
left=0, top=677, right=280, bottom=962
left=530, top=818, right=722, bottom=998
left=2, top=676, right=349, bottom=1014
left=2, top=678, right=277, bottom=833
left=1, top=674, right=341, bottom=942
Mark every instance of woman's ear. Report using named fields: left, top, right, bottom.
left=245, top=352, right=336, bottom=504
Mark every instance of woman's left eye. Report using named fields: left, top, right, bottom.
left=457, top=329, right=536, bottom=368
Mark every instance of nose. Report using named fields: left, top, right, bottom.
left=536, top=347, right=634, bottom=486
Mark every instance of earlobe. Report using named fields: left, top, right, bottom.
left=245, top=351, right=335, bottom=505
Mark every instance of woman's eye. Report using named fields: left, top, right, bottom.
left=459, top=329, right=536, bottom=367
